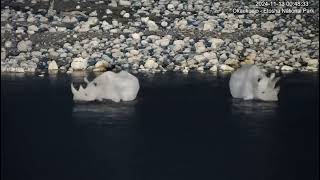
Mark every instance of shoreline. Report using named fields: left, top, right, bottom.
left=1, top=0, right=319, bottom=74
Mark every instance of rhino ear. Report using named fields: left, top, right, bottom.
left=84, top=77, right=89, bottom=84
left=79, top=85, right=85, bottom=92
left=270, top=77, right=280, bottom=88
left=270, top=73, right=275, bottom=80
left=71, top=83, right=78, bottom=95
left=273, top=77, right=280, bottom=84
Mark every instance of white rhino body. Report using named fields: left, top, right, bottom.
left=71, top=71, right=139, bottom=102
left=229, top=65, right=280, bottom=101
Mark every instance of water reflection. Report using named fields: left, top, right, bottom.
left=72, top=101, right=138, bottom=126
left=230, top=99, right=278, bottom=137
left=71, top=101, right=143, bottom=180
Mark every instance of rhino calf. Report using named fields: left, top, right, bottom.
left=71, top=71, right=140, bottom=102
left=229, top=65, right=280, bottom=101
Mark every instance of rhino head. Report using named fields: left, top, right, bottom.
left=71, top=77, right=98, bottom=102
left=256, top=73, right=280, bottom=101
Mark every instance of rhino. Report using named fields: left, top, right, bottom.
left=229, top=64, right=280, bottom=101
left=71, top=71, right=140, bottom=102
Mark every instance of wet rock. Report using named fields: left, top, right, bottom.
left=48, top=60, right=59, bottom=71
left=71, top=57, right=88, bottom=71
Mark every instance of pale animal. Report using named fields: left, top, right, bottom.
left=71, top=71, right=140, bottom=102
left=229, top=65, right=280, bottom=101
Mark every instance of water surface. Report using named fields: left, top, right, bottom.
left=1, top=72, right=319, bottom=180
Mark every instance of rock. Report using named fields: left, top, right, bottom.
left=123, top=13, right=130, bottom=18
left=158, top=37, right=171, bottom=47
left=296, top=14, right=302, bottom=21
left=31, top=51, right=42, bottom=57
left=17, top=40, right=32, bottom=52
left=144, top=59, right=158, bottom=69
left=173, top=40, right=185, bottom=52
left=1, top=49, right=6, bottom=60
left=305, top=59, right=318, bottom=68
left=209, top=38, right=224, bottom=49
left=293, top=62, right=301, bottom=68
left=209, top=65, right=218, bottom=72
left=48, top=60, right=59, bottom=71
left=167, top=4, right=175, bottom=10
left=261, top=21, right=275, bottom=31
left=161, top=21, right=168, bottom=27
left=106, top=9, right=112, bottom=14
left=93, top=60, right=109, bottom=72
left=62, top=16, right=78, bottom=23
left=130, top=49, right=140, bottom=56
left=246, top=52, right=256, bottom=61
left=306, top=66, right=318, bottom=71
left=195, top=41, right=206, bottom=54
left=224, top=58, right=239, bottom=67
left=27, top=25, right=38, bottom=34
left=203, top=52, right=217, bottom=60
left=219, top=53, right=228, bottom=61
left=71, top=57, right=88, bottom=71
left=203, top=20, right=216, bottom=31
left=4, top=41, right=12, bottom=48
left=49, top=50, right=59, bottom=58
left=132, top=33, right=141, bottom=41
left=175, top=19, right=188, bottom=30
left=147, top=20, right=159, bottom=31
left=197, top=66, right=204, bottom=72
left=241, top=59, right=255, bottom=65
left=194, top=55, right=206, bottom=62
left=267, top=15, right=276, bottom=21
left=89, top=10, right=98, bottom=17
left=182, top=67, right=189, bottom=74
left=219, top=64, right=234, bottom=71
left=16, top=67, right=25, bottom=73
left=109, top=0, right=117, bottom=7
left=281, top=65, right=294, bottom=71
left=119, top=0, right=131, bottom=6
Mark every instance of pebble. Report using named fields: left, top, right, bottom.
left=4, top=41, right=12, bottom=48
left=281, top=65, right=294, bottom=71
left=209, top=65, right=218, bottom=72
left=17, top=40, right=32, bottom=52
left=48, top=60, right=59, bottom=71
left=119, top=0, right=131, bottom=6
left=219, top=64, right=234, bottom=71
left=123, top=13, right=130, bottom=18
left=195, top=41, right=206, bottom=54
left=147, top=20, right=159, bottom=31
left=144, top=59, right=158, bottom=69
left=161, top=21, right=168, bottom=27
left=71, top=57, right=88, bottom=71
left=0, top=1, right=318, bottom=74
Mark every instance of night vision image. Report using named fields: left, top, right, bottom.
left=1, top=0, right=319, bottom=180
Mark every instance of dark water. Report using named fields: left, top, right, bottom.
left=1, top=72, right=319, bottom=180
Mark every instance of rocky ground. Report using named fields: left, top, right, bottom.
left=1, top=0, right=319, bottom=74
